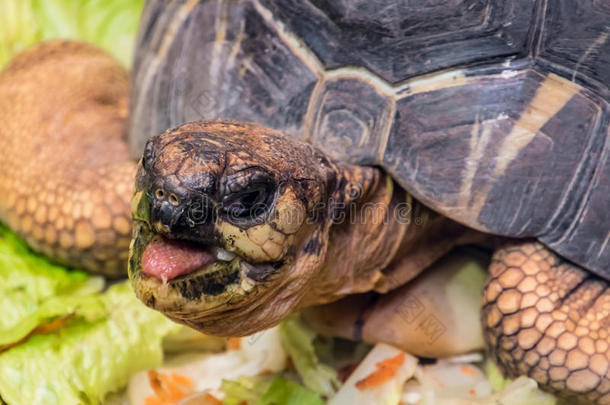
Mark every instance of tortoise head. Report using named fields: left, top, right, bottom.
left=129, top=121, right=376, bottom=335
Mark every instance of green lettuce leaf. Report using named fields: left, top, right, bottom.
left=0, top=0, right=144, bottom=68
left=0, top=224, right=103, bottom=345
left=0, top=224, right=181, bottom=404
left=0, top=282, right=181, bottom=405
left=258, top=378, right=325, bottom=405
left=279, top=316, right=341, bottom=397
left=221, top=376, right=273, bottom=405
left=221, top=376, right=323, bottom=405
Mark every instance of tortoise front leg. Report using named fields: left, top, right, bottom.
left=483, top=242, right=610, bottom=404
left=303, top=250, right=488, bottom=358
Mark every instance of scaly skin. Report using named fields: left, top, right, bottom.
left=483, top=242, right=610, bottom=404
left=0, top=41, right=135, bottom=277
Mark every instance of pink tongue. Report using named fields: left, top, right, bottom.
left=142, top=238, right=215, bottom=281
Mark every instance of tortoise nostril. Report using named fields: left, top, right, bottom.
left=169, top=193, right=180, bottom=206
left=155, top=189, right=165, bottom=199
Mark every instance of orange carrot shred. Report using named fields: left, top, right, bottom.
left=204, top=393, right=223, bottom=405
left=469, top=388, right=476, bottom=396
left=171, top=373, right=194, bottom=387
left=148, top=370, right=169, bottom=400
left=461, top=365, right=477, bottom=376
left=227, top=337, right=241, bottom=350
left=145, top=370, right=196, bottom=405
left=160, top=373, right=186, bottom=400
left=144, top=396, right=163, bottom=405
left=355, top=352, right=406, bottom=390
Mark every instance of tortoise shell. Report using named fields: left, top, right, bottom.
left=129, top=0, right=610, bottom=278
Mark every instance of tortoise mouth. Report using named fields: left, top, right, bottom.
left=128, top=220, right=281, bottom=313
left=140, top=236, right=236, bottom=283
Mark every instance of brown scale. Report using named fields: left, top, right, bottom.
left=483, top=242, right=610, bottom=404
left=0, top=41, right=135, bottom=277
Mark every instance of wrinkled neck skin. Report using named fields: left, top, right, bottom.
left=297, top=171, right=407, bottom=308
left=297, top=166, right=477, bottom=309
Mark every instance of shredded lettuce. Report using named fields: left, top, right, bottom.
left=330, top=343, right=417, bottom=405
left=259, top=378, right=325, bottom=405
left=0, top=224, right=103, bottom=346
left=0, top=225, right=181, bottom=404
left=486, top=359, right=510, bottom=391
left=0, top=0, right=144, bottom=68
left=409, top=359, right=557, bottom=405
left=221, top=376, right=273, bottom=405
left=0, top=282, right=181, bottom=405
left=279, top=316, right=341, bottom=397
left=221, top=376, right=324, bottom=405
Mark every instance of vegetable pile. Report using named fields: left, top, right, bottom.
left=0, top=222, right=560, bottom=404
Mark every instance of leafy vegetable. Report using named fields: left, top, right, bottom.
left=279, top=316, right=341, bottom=397
left=220, top=376, right=324, bottom=405
left=0, top=0, right=144, bottom=68
left=486, top=359, right=510, bottom=391
left=329, top=343, right=417, bottom=405
left=258, top=378, right=325, bottom=405
left=221, top=376, right=273, bottom=405
left=0, top=282, right=181, bottom=405
left=128, top=328, right=287, bottom=405
left=0, top=224, right=103, bottom=346
left=0, top=224, right=181, bottom=404
left=407, top=358, right=557, bottom=405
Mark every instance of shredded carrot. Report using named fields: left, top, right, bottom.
left=34, top=314, right=75, bottom=334
left=171, top=373, right=194, bottom=387
left=204, top=393, right=223, bottom=405
left=143, top=370, right=196, bottom=405
left=469, top=388, right=476, bottom=396
left=148, top=370, right=169, bottom=400
left=355, top=352, right=406, bottom=390
left=144, top=396, right=163, bottom=405
left=227, top=337, right=241, bottom=350
left=0, top=314, right=76, bottom=352
left=461, top=365, right=477, bottom=376
left=160, top=373, right=185, bottom=398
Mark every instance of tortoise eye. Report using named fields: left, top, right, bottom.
left=221, top=175, right=275, bottom=222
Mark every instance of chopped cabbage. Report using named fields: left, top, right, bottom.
left=221, top=376, right=324, bottom=405
left=0, top=225, right=181, bottom=404
left=0, top=224, right=103, bottom=347
left=279, top=316, right=341, bottom=397
left=221, top=376, right=273, bottom=405
left=0, top=283, right=180, bottom=405
left=404, top=358, right=556, bottom=405
left=128, top=327, right=286, bottom=405
left=329, top=343, right=417, bottom=405
left=259, top=378, right=325, bottom=405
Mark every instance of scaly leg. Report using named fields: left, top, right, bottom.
left=483, top=242, right=610, bottom=404
left=0, top=41, right=135, bottom=277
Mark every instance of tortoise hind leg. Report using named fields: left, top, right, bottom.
left=0, top=41, right=135, bottom=277
left=483, top=242, right=610, bottom=404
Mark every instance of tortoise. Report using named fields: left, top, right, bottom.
left=0, top=0, right=609, bottom=403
